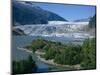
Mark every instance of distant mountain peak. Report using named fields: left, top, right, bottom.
left=74, top=17, right=91, bottom=22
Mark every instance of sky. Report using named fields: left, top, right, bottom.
left=33, top=2, right=96, bottom=21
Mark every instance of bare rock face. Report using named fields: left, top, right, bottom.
left=12, top=28, right=25, bottom=35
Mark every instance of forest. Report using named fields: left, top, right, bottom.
left=12, top=55, right=37, bottom=74
left=25, top=37, right=96, bottom=69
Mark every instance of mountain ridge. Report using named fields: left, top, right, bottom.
left=13, top=1, right=67, bottom=25
left=74, top=17, right=91, bottom=22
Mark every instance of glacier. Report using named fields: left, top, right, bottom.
left=13, top=21, right=94, bottom=39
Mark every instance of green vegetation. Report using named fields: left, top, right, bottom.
left=44, top=47, right=56, bottom=60
left=81, top=38, right=96, bottom=69
left=12, top=55, right=37, bottom=74
left=26, top=38, right=96, bottom=69
left=54, top=45, right=82, bottom=65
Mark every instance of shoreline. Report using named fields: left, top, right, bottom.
left=17, top=47, right=33, bottom=54
left=17, top=47, right=81, bottom=70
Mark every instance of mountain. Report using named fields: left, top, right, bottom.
left=12, top=1, right=67, bottom=25
left=74, top=18, right=91, bottom=22
left=89, top=14, right=96, bottom=28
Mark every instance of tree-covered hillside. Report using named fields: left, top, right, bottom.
left=13, top=1, right=67, bottom=25
left=12, top=55, right=37, bottom=74
left=89, top=14, right=96, bottom=28
left=81, top=38, right=96, bottom=69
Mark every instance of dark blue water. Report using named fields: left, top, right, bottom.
left=12, top=35, right=84, bottom=72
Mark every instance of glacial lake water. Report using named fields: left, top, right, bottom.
left=12, top=35, right=84, bottom=72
